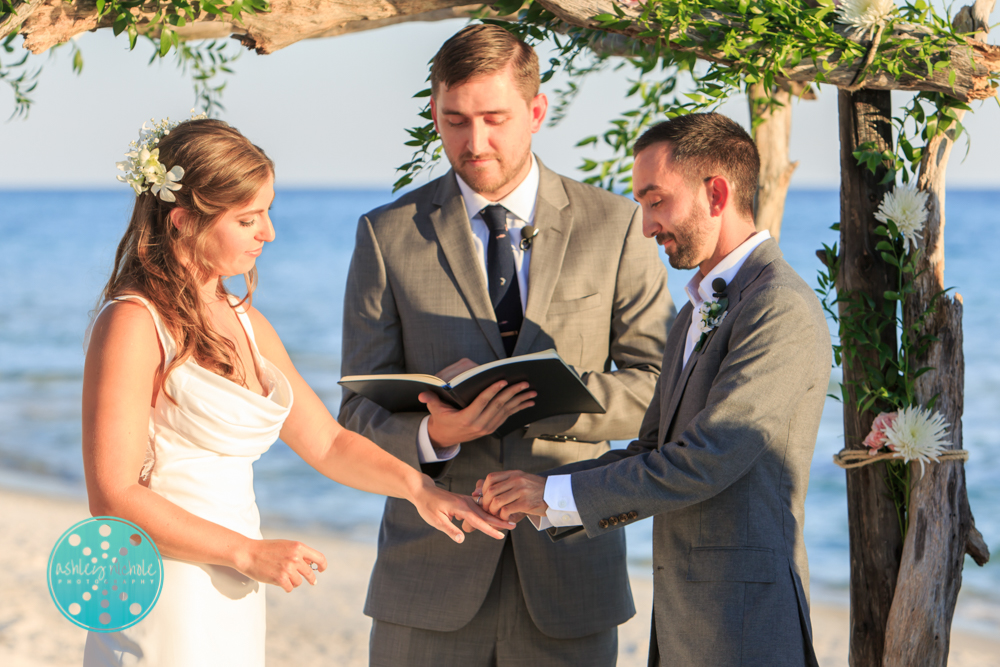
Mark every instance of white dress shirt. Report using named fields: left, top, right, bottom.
left=416, top=155, right=540, bottom=464
left=533, top=230, right=772, bottom=530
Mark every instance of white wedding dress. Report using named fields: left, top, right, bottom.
left=84, top=295, right=293, bottom=666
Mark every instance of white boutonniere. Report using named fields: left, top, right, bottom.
left=693, top=278, right=729, bottom=353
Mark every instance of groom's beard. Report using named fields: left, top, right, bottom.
left=656, top=203, right=712, bottom=270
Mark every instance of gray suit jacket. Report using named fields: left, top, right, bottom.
left=338, top=159, right=674, bottom=638
left=556, top=239, right=829, bottom=666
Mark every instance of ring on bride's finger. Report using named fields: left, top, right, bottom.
left=475, top=495, right=482, bottom=505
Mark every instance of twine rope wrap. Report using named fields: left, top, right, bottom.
left=833, top=448, right=969, bottom=469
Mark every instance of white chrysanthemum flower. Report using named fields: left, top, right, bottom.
left=874, top=185, right=928, bottom=253
left=883, top=405, right=950, bottom=477
left=837, top=0, right=898, bottom=39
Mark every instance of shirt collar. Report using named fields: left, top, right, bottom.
left=455, top=153, right=539, bottom=226
left=684, top=230, right=771, bottom=307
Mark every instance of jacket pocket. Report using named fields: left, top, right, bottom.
left=547, top=293, right=601, bottom=315
left=686, top=546, right=776, bottom=583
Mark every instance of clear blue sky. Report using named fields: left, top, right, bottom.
left=1, top=17, right=997, bottom=189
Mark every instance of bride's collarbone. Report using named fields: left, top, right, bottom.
left=204, top=306, right=267, bottom=397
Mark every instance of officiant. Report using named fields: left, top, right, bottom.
left=337, top=23, right=674, bottom=667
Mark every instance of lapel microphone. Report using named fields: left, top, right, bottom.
left=520, top=226, right=539, bottom=250
left=712, top=278, right=728, bottom=299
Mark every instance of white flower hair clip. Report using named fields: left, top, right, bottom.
left=116, top=111, right=207, bottom=203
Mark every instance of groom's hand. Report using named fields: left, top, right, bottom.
left=478, top=471, right=548, bottom=522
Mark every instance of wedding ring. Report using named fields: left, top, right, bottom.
left=475, top=496, right=482, bottom=505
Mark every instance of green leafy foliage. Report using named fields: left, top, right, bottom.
left=0, top=0, right=22, bottom=22
left=854, top=92, right=973, bottom=185
left=91, top=0, right=269, bottom=56
left=174, top=39, right=240, bottom=117
left=395, top=0, right=983, bottom=194
left=0, top=33, right=40, bottom=119
left=1, top=1, right=259, bottom=117
left=817, top=217, right=951, bottom=538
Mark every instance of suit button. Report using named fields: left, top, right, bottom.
left=599, top=519, right=609, bottom=529
left=628, top=511, right=638, bottom=520
left=608, top=516, right=619, bottom=526
left=618, top=513, right=629, bottom=523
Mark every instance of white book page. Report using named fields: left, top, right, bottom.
left=449, top=349, right=562, bottom=387
left=339, top=373, right=447, bottom=387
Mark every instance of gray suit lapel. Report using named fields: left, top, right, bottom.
left=659, top=238, right=783, bottom=439
left=429, top=173, right=507, bottom=360
left=659, top=306, right=701, bottom=441
left=513, top=160, right=572, bottom=356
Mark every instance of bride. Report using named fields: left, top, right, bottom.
left=81, top=117, right=520, bottom=666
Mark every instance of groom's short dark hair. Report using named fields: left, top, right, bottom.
left=430, top=24, right=540, bottom=103
left=634, top=113, right=759, bottom=217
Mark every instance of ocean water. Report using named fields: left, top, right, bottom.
left=2, top=188, right=998, bottom=625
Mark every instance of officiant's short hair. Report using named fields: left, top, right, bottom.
left=431, top=24, right=540, bottom=103
left=633, top=113, right=760, bottom=217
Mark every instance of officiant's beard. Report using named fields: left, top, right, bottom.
left=657, top=203, right=713, bottom=270
left=454, top=148, right=531, bottom=196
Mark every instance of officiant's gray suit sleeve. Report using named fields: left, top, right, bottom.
left=569, top=281, right=830, bottom=535
left=338, top=214, right=425, bottom=472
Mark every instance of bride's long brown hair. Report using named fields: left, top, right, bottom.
left=99, top=118, right=274, bottom=397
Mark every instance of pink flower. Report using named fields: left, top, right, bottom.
left=864, top=411, right=898, bottom=454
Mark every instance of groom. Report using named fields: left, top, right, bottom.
left=479, top=113, right=831, bottom=667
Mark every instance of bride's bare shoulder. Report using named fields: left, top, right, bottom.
left=244, top=305, right=289, bottom=361
left=88, top=297, right=162, bottom=360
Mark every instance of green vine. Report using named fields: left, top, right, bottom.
left=1, top=0, right=263, bottom=118
left=816, top=199, right=951, bottom=538
left=174, top=39, right=241, bottom=116
left=0, top=32, right=39, bottom=119
left=88, top=0, right=269, bottom=55
left=394, top=0, right=991, bottom=194
left=854, top=91, right=972, bottom=186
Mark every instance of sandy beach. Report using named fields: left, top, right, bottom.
left=2, top=487, right=997, bottom=667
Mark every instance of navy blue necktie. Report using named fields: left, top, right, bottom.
left=481, top=205, right=523, bottom=357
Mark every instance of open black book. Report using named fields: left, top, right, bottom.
left=338, top=349, right=605, bottom=437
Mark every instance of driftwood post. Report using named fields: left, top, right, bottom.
left=837, top=88, right=904, bottom=667
left=878, top=118, right=983, bottom=667
left=880, top=7, right=994, bottom=662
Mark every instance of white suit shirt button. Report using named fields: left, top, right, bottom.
left=558, top=500, right=567, bottom=509
left=561, top=514, right=572, bottom=524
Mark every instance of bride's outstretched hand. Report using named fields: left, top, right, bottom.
left=235, top=539, right=328, bottom=593
left=411, top=476, right=516, bottom=543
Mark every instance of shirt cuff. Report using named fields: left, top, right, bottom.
left=528, top=474, right=582, bottom=531
left=416, top=416, right=460, bottom=464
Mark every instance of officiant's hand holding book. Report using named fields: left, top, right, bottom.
left=337, top=349, right=606, bottom=441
